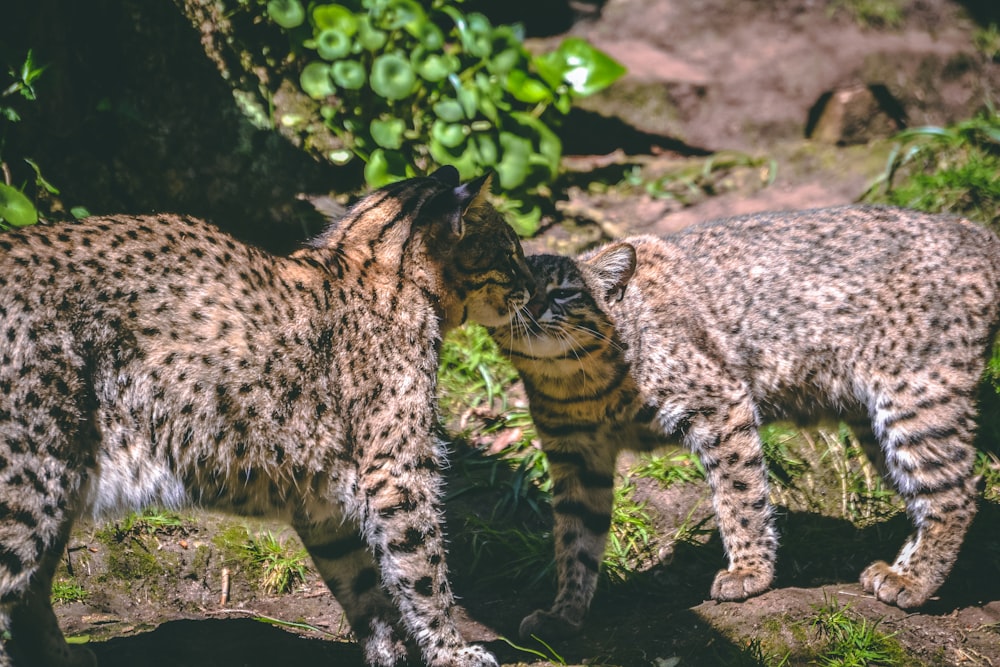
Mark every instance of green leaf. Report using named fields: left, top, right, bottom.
left=533, top=37, right=626, bottom=98
left=315, top=29, right=352, bottom=61
left=70, top=206, right=90, bottom=219
left=433, top=99, right=465, bottom=123
left=0, top=184, right=38, bottom=227
left=372, top=0, right=424, bottom=30
left=496, top=131, right=533, bottom=189
left=370, top=118, right=406, bottom=149
left=406, top=20, right=444, bottom=50
left=299, top=61, right=335, bottom=99
left=504, top=69, right=553, bottom=105
left=370, top=53, right=416, bottom=100
left=356, top=17, right=388, bottom=51
left=415, top=53, right=458, bottom=83
left=267, top=0, right=305, bottom=29
left=311, top=4, right=357, bottom=35
left=364, top=148, right=410, bottom=187
left=431, top=120, right=467, bottom=149
left=331, top=60, right=366, bottom=89
left=511, top=111, right=561, bottom=177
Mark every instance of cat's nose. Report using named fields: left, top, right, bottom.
left=524, top=294, right=546, bottom=320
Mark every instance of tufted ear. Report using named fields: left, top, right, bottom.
left=424, top=170, right=493, bottom=239
left=583, top=242, right=636, bottom=302
left=429, top=164, right=460, bottom=186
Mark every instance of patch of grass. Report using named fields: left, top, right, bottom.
left=713, top=636, right=790, bottom=667
left=976, top=450, right=1000, bottom=502
left=241, top=531, right=309, bottom=595
left=100, top=507, right=185, bottom=543
left=459, top=514, right=553, bottom=587
left=861, top=107, right=1000, bottom=228
left=973, top=24, right=1000, bottom=62
left=51, top=577, right=88, bottom=604
left=603, top=480, right=656, bottom=585
left=620, top=152, right=776, bottom=208
left=631, top=449, right=704, bottom=487
left=830, top=0, right=904, bottom=29
left=808, top=595, right=906, bottom=666
left=438, top=323, right=520, bottom=416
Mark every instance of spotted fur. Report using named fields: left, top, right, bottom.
left=0, top=166, right=534, bottom=667
left=489, top=205, right=1000, bottom=640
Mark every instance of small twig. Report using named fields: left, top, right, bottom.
left=220, top=567, right=230, bottom=605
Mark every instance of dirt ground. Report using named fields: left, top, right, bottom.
left=52, top=0, right=1000, bottom=665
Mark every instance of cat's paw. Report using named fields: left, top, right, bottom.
left=860, top=561, right=932, bottom=609
left=710, top=566, right=772, bottom=601
left=361, top=618, right=409, bottom=667
left=518, top=609, right=583, bottom=642
left=427, top=644, right=498, bottom=667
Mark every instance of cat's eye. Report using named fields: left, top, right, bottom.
left=549, top=288, right=580, bottom=304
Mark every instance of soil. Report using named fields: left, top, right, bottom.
left=51, top=0, right=1000, bottom=665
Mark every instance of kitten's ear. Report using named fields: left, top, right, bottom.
left=584, top=243, right=636, bottom=302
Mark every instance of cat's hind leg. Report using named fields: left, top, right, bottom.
left=294, top=516, right=409, bottom=667
left=861, top=376, right=979, bottom=608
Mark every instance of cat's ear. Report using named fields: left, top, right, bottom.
left=584, top=243, right=636, bottom=302
left=425, top=170, right=493, bottom=240
left=429, top=164, right=460, bottom=186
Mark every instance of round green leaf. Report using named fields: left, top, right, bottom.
left=331, top=60, right=366, bottom=89
left=356, top=17, right=388, bottom=51
left=370, top=53, right=416, bottom=100
left=431, top=120, right=467, bottom=148
left=370, top=118, right=406, bottom=149
left=364, top=148, right=409, bottom=187
left=489, top=47, right=522, bottom=75
left=475, top=133, right=498, bottom=165
left=432, top=99, right=465, bottom=123
left=496, top=131, right=532, bottom=189
left=533, top=37, right=626, bottom=98
left=300, top=61, right=335, bottom=99
left=267, top=0, right=305, bottom=29
left=316, top=29, right=351, bottom=60
left=373, top=0, right=423, bottom=30
left=406, top=20, right=443, bottom=50
left=415, top=53, right=457, bottom=82
left=312, top=4, right=357, bottom=35
left=0, top=183, right=38, bottom=227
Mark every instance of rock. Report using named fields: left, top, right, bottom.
left=806, top=84, right=905, bottom=145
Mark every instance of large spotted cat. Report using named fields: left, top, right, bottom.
left=489, top=205, right=999, bottom=640
left=0, top=166, right=534, bottom=667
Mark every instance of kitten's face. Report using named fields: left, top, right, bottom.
left=493, top=243, right=635, bottom=362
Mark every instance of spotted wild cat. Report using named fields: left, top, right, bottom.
left=0, top=166, right=534, bottom=667
left=489, top=205, right=1000, bottom=640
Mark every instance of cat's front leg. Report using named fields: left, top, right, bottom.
left=519, top=442, right=617, bottom=641
left=685, top=398, right=777, bottom=601
left=294, top=517, right=409, bottom=667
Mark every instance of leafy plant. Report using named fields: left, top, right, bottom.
left=631, top=449, right=705, bottom=487
left=438, top=323, right=519, bottom=415
left=808, top=595, right=905, bottom=666
left=861, top=106, right=1000, bottom=228
left=263, top=0, right=625, bottom=234
left=243, top=530, right=310, bottom=594
left=0, top=49, right=47, bottom=229
left=51, top=577, right=88, bottom=605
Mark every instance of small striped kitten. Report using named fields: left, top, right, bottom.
left=0, top=166, right=532, bottom=667
left=489, top=205, right=999, bottom=640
